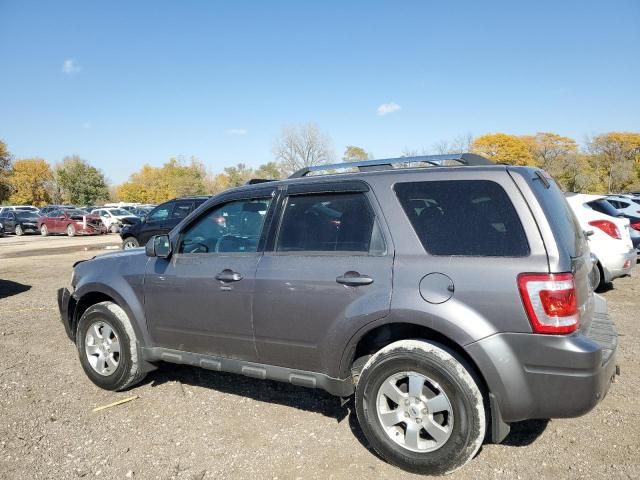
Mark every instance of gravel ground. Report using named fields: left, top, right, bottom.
left=0, top=238, right=639, bottom=479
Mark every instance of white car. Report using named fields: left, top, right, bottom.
left=90, top=208, right=138, bottom=233
left=565, top=193, right=635, bottom=290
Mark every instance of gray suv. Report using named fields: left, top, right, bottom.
left=58, top=154, right=618, bottom=475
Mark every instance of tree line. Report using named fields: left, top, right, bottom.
left=1, top=126, right=639, bottom=206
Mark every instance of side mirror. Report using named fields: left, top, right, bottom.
left=146, top=234, right=172, bottom=258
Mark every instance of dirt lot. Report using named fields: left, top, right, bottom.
left=1, top=236, right=639, bottom=479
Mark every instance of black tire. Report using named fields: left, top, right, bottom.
left=15, top=224, right=23, bottom=236
left=355, top=340, right=486, bottom=475
left=67, top=224, right=76, bottom=237
left=76, top=301, right=147, bottom=391
left=593, top=262, right=606, bottom=292
left=40, top=224, right=48, bottom=236
left=122, top=237, right=139, bottom=249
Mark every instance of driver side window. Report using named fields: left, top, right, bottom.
left=178, top=198, right=272, bottom=254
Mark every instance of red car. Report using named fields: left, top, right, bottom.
left=38, top=208, right=106, bottom=236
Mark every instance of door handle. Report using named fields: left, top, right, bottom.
left=336, top=271, right=374, bottom=286
left=216, top=269, right=243, bottom=282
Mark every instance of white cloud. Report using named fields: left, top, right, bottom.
left=81, top=122, right=91, bottom=129
left=62, top=59, right=81, bottom=74
left=224, top=128, right=248, bottom=136
left=376, top=102, right=401, bottom=116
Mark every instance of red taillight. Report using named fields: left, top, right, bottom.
left=588, top=220, right=621, bottom=239
left=631, top=223, right=640, bottom=232
left=517, top=273, right=579, bottom=334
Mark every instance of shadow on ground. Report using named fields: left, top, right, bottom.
left=0, top=279, right=32, bottom=299
left=144, top=363, right=350, bottom=421
left=142, top=363, right=550, bottom=464
left=501, top=419, right=549, bottom=446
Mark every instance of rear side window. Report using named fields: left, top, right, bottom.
left=171, top=200, right=193, bottom=219
left=531, top=178, right=583, bottom=257
left=395, top=180, right=529, bottom=256
left=276, top=193, right=381, bottom=253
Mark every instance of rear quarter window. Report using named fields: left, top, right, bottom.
left=531, top=178, right=583, bottom=257
left=395, top=180, right=529, bottom=256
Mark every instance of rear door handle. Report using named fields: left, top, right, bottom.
left=216, top=269, right=243, bottom=282
left=336, top=271, right=374, bottom=286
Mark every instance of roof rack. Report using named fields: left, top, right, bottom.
left=245, top=178, right=276, bottom=185
left=288, top=153, right=493, bottom=178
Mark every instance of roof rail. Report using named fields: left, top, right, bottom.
left=245, top=178, right=276, bottom=185
left=288, top=153, right=493, bottom=178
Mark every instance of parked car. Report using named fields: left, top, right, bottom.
left=39, top=208, right=106, bottom=236
left=59, top=154, right=619, bottom=475
left=0, top=205, right=40, bottom=215
left=39, top=205, right=75, bottom=216
left=589, top=196, right=640, bottom=255
left=90, top=208, right=139, bottom=233
left=0, top=210, right=40, bottom=235
left=119, top=196, right=209, bottom=249
left=606, top=195, right=640, bottom=217
left=565, top=193, right=636, bottom=289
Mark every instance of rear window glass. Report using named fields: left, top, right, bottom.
left=587, top=199, right=621, bottom=217
left=395, top=180, right=529, bottom=257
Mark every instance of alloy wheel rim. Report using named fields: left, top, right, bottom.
left=84, top=321, right=121, bottom=376
left=375, top=371, right=454, bottom=453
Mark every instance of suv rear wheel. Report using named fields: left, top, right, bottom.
left=355, top=340, right=485, bottom=475
left=76, top=301, right=146, bottom=391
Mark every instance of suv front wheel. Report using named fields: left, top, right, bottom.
left=76, top=301, right=147, bottom=391
left=355, top=340, right=486, bottom=475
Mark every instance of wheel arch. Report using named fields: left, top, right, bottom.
left=72, top=283, right=148, bottom=346
left=343, top=321, right=510, bottom=443
left=343, top=322, right=489, bottom=396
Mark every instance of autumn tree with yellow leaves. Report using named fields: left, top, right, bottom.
left=8, top=158, right=54, bottom=206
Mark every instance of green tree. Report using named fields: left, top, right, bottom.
left=0, top=139, right=13, bottom=203
left=254, top=162, right=282, bottom=180
left=55, top=155, right=109, bottom=205
left=8, top=158, right=54, bottom=206
left=223, top=163, right=254, bottom=187
left=587, top=132, right=640, bottom=193
left=472, top=133, right=535, bottom=166
left=342, top=145, right=370, bottom=162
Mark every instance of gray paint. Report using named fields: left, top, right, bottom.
left=59, top=163, right=618, bottom=435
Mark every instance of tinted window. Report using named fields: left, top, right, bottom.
left=587, top=199, right=620, bottom=217
left=395, top=180, right=529, bottom=257
left=276, top=193, right=377, bottom=253
left=178, top=198, right=271, bottom=254
left=171, top=200, right=193, bottom=219
left=530, top=180, right=583, bottom=257
left=147, top=204, right=171, bottom=221
left=631, top=198, right=640, bottom=206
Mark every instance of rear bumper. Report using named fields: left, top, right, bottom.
left=466, top=294, right=617, bottom=424
left=57, top=287, right=75, bottom=341
left=600, top=248, right=636, bottom=282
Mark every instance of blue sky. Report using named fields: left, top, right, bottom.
left=1, top=1, right=638, bottom=183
